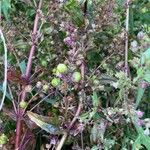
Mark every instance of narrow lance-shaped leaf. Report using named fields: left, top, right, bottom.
left=87, top=0, right=94, bottom=23
left=27, top=111, right=64, bottom=135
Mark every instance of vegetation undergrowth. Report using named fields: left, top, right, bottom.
left=0, top=0, right=150, bottom=149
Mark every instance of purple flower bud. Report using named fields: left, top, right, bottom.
left=137, top=119, right=144, bottom=126
left=64, top=36, right=74, bottom=47
left=136, top=110, right=144, bottom=118
left=140, top=81, right=148, bottom=89
left=68, top=25, right=76, bottom=33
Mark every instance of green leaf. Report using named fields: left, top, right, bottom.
left=132, top=117, right=150, bottom=150
left=144, top=70, right=150, bottom=82
left=135, top=86, right=145, bottom=108
left=0, top=84, right=11, bottom=100
left=27, top=111, right=63, bottom=135
left=1, top=0, right=11, bottom=20
left=129, top=6, right=134, bottom=34
left=87, top=0, right=94, bottom=23
left=92, top=91, right=99, bottom=107
left=132, top=133, right=150, bottom=150
left=141, top=48, right=150, bottom=65
left=64, top=0, right=84, bottom=27
left=91, top=146, right=99, bottom=150
left=19, top=60, right=26, bottom=74
left=132, top=136, right=142, bottom=150
left=44, top=97, right=57, bottom=104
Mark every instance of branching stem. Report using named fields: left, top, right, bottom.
left=15, top=0, right=43, bottom=149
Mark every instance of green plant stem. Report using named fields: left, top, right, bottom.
left=56, top=132, right=68, bottom=150
left=125, top=0, right=130, bottom=75
left=0, top=28, right=8, bottom=111
left=124, top=0, right=130, bottom=112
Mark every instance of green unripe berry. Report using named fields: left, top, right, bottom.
left=72, top=71, right=81, bottom=82
left=43, top=84, right=49, bottom=92
left=0, top=134, right=8, bottom=145
left=19, top=101, right=28, bottom=109
left=51, top=78, right=60, bottom=87
left=41, top=60, right=47, bottom=67
left=55, top=70, right=61, bottom=76
left=52, top=68, right=57, bottom=73
left=57, top=63, right=67, bottom=73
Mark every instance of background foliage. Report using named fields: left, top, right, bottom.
left=0, top=0, right=150, bottom=149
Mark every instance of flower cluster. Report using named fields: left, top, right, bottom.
left=136, top=110, right=144, bottom=126
left=135, top=110, right=150, bottom=135
left=60, top=22, right=78, bottom=62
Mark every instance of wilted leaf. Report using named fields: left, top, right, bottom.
left=27, top=111, right=63, bottom=135
left=90, top=120, right=107, bottom=143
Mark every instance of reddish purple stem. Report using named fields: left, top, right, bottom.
left=15, top=0, right=43, bottom=149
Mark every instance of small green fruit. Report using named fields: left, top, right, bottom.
left=55, top=70, right=61, bottom=76
left=57, top=63, right=67, bottom=73
left=43, top=84, right=49, bottom=91
left=51, top=78, right=60, bottom=87
left=0, top=134, right=8, bottom=145
left=19, top=101, right=28, bottom=109
left=41, top=60, right=47, bottom=67
left=72, top=71, right=81, bottom=82
left=52, top=68, right=57, bottom=73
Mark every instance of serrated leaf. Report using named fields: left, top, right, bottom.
left=64, top=0, right=84, bottom=27
left=27, top=111, right=63, bottom=135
